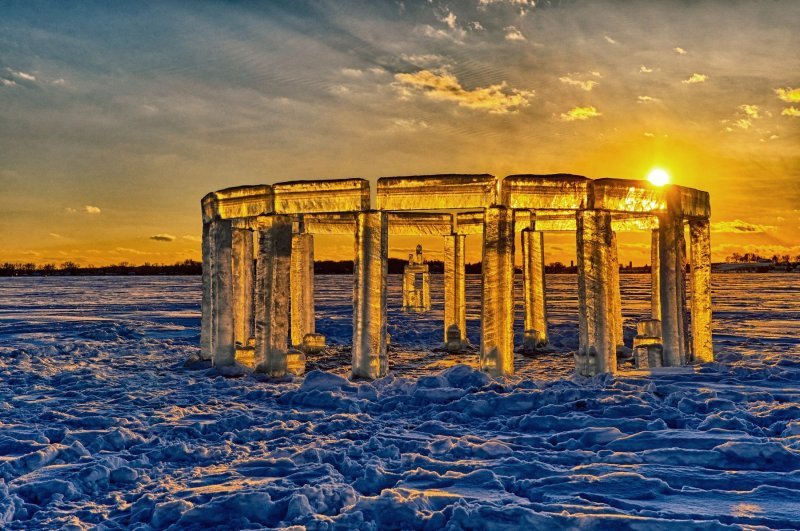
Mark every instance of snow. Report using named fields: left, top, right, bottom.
left=1, top=273, right=799, bottom=529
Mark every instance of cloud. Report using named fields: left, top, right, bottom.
left=674, top=47, right=688, bottom=55
left=639, top=65, right=653, bottom=73
left=7, top=68, right=36, bottom=82
left=1, top=78, right=17, bottom=87
left=637, top=96, right=658, bottom=104
left=560, top=106, right=601, bottom=121
left=682, top=73, right=708, bottom=84
left=739, top=104, right=760, bottom=118
left=559, top=76, right=598, bottom=91
left=66, top=207, right=77, bottom=213
left=340, top=68, right=364, bottom=78
left=644, top=132, right=655, bottom=137
left=504, top=26, right=526, bottom=41
left=438, top=11, right=457, bottom=30
left=479, top=0, right=535, bottom=7
left=182, top=235, right=202, bottom=243
left=394, top=70, right=533, bottom=114
left=775, top=87, right=800, bottom=103
left=781, top=106, right=800, bottom=117
left=710, top=220, right=776, bottom=233
left=84, top=205, right=101, bottom=214
left=52, top=78, right=66, bottom=85
left=114, top=247, right=146, bottom=255
left=150, top=234, right=176, bottom=242
left=733, top=119, right=752, bottom=130
left=392, top=118, right=430, bottom=131
left=49, top=233, right=63, bottom=238
left=604, top=35, right=617, bottom=44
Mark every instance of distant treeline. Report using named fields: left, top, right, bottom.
left=1, top=259, right=652, bottom=276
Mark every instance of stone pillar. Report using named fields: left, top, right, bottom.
left=290, top=232, right=315, bottom=347
left=254, top=215, right=292, bottom=376
left=521, top=229, right=548, bottom=351
left=650, top=229, right=661, bottom=320
left=480, top=207, right=515, bottom=376
left=232, top=228, right=255, bottom=347
left=658, top=208, right=688, bottom=367
left=576, top=210, right=616, bottom=376
left=444, top=234, right=467, bottom=348
left=200, top=218, right=236, bottom=368
left=352, top=211, right=388, bottom=379
left=689, top=219, right=713, bottom=363
left=609, top=231, right=624, bottom=350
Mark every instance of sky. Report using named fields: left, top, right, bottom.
left=1, top=0, right=798, bottom=266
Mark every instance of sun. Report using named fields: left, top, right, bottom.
left=647, top=168, right=670, bottom=186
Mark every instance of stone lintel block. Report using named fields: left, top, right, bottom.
left=377, top=174, right=497, bottom=211
left=273, top=178, right=370, bottom=214
left=202, top=185, right=273, bottom=222
left=501, top=174, right=590, bottom=210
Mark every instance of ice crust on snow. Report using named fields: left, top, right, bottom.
left=1, top=274, right=799, bottom=529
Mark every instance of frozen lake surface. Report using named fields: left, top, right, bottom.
left=1, top=274, right=799, bottom=529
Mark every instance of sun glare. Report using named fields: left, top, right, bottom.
left=647, top=168, right=670, bottom=186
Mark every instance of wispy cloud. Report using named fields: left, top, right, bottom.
left=394, top=70, right=533, bottom=114
left=637, top=96, right=658, bottom=104
left=84, top=205, right=101, bottom=214
left=182, top=235, right=202, bottom=243
left=782, top=106, right=800, bottom=117
left=604, top=35, right=617, bottom=44
left=639, top=65, right=653, bottom=73
left=711, top=220, right=775, bottom=233
left=682, top=73, right=708, bottom=84
left=49, top=233, right=63, bottom=239
left=114, top=247, right=146, bottom=255
left=150, top=234, right=176, bottom=242
left=391, top=118, right=430, bottom=131
left=560, top=106, right=601, bottom=121
left=6, top=68, right=36, bottom=82
left=674, top=47, right=688, bottom=55
left=775, top=87, right=800, bottom=103
left=559, top=76, right=598, bottom=91
left=739, top=104, right=760, bottom=118
left=504, top=26, right=526, bottom=41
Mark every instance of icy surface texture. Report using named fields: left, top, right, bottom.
left=690, top=219, right=714, bottom=363
left=377, top=174, right=496, bottom=211
left=254, top=215, right=292, bottom=376
left=201, top=185, right=273, bottom=222
left=232, top=228, right=255, bottom=347
left=273, top=178, right=370, bottom=214
left=609, top=231, right=624, bottom=349
left=658, top=209, right=688, bottom=367
left=1, top=274, right=799, bottom=529
left=480, top=207, right=515, bottom=376
left=303, top=213, right=356, bottom=235
left=592, top=178, right=668, bottom=213
left=443, top=234, right=466, bottom=346
left=388, top=213, right=453, bottom=236
left=521, top=229, right=548, bottom=348
left=502, top=174, right=590, bottom=210
left=290, top=233, right=315, bottom=347
left=651, top=228, right=661, bottom=319
left=576, top=210, right=616, bottom=376
left=203, top=218, right=235, bottom=368
left=352, top=211, right=388, bottom=379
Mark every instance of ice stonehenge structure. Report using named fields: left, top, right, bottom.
left=200, top=174, right=712, bottom=379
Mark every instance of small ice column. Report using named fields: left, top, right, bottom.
left=443, top=234, right=467, bottom=346
left=650, top=229, right=661, bottom=319
left=201, top=218, right=235, bottom=367
left=254, top=215, right=292, bottom=376
left=290, top=232, right=315, bottom=347
left=521, top=228, right=548, bottom=349
left=352, top=211, right=388, bottom=379
left=402, top=261, right=415, bottom=309
left=658, top=210, right=688, bottom=367
left=609, top=230, right=624, bottom=350
left=576, top=210, right=616, bottom=376
left=232, top=228, right=255, bottom=347
left=480, top=206, right=515, bottom=376
left=690, top=219, right=713, bottom=363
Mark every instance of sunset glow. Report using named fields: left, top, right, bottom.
left=647, top=168, right=670, bottom=187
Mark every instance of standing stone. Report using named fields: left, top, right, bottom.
left=443, top=234, right=467, bottom=348
left=689, top=219, right=713, bottom=363
left=650, top=229, right=661, bottom=319
left=480, top=207, right=515, bottom=376
left=254, top=215, right=292, bottom=376
left=232, top=228, right=255, bottom=347
left=521, top=229, right=548, bottom=352
left=352, top=211, right=388, bottom=379
left=576, top=210, right=616, bottom=375
left=290, top=232, right=315, bottom=347
left=658, top=205, right=688, bottom=367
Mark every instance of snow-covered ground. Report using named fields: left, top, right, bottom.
left=1, top=274, right=799, bottom=530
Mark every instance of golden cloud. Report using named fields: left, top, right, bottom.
left=559, top=76, right=598, bottom=91
left=394, top=70, right=533, bottom=114
left=710, top=220, right=775, bottom=233
left=560, top=106, right=601, bottom=121
left=775, top=87, right=800, bottom=103
left=739, top=104, right=760, bottom=118
left=781, top=106, right=800, bottom=117
left=682, top=73, right=708, bottom=84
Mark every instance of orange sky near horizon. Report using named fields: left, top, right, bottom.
left=1, top=1, right=798, bottom=267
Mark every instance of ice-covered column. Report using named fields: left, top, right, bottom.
left=650, top=229, right=661, bottom=320
left=443, top=234, right=467, bottom=347
left=521, top=229, right=548, bottom=350
left=290, top=232, right=315, bottom=347
left=421, top=271, right=431, bottom=311
left=658, top=210, right=688, bottom=367
left=352, top=211, right=388, bottom=379
left=689, top=219, right=713, bottom=363
left=200, top=218, right=236, bottom=367
left=232, top=228, right=255, bottom=347
left=402, top=268, right=414, bottom=310
left=609, top=231, right=624, bottom=350
left=480, top=207, right=515, bottom=376
left=254, top=215, right=292, bottom=376
left=576, top=210, right=616, bottom=376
